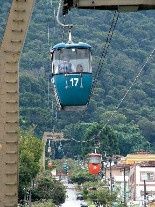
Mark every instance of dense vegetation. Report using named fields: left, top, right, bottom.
left=19, top=132, right=43, bottom=196
left=31, top=173, right=66, bottom=205
left=19, top=132, right=66, bottom=205
left=82, top=180, right=119, bottom=207
left=69, top=168, right=123, bottom=206
left=1, top=0, right=155, bottom=156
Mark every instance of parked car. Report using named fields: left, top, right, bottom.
left=68, top=178, right=73, bottom=184
left=80, top=202, right=88, bottom=207
left=76, top=193, right=84, bottom=200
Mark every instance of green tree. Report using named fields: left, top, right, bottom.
left=83, top=181, right=117, bottom=207
left=83, top=123, right=120, bottom=156
left=71, top=168, right=97, bottom=185
left=1, top=0, right=155, bottom=160
left=19, top=131, right=43, bottom=200
left=32, top=173, right=66, bottom=205
left=32, top=200, right=55, bottom=207
left=114, top=123, right=150, bottom=155
left=138, top=117, right=155, bottom=144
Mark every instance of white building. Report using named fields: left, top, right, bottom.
left=128, top=162, right=155, bottom=205
left=106, top=164, right=129, bottom=202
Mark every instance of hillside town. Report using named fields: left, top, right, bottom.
left=102, top=151, right=155, bottom=207
left=1, top=1, right=155, bottom=207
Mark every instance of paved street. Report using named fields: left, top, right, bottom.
left=61, top=179, right=84, bottom=207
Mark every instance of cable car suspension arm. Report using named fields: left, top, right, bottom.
left=56, top=0, right=73, bottom=29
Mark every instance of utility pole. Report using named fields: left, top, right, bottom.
left=109, top=158, right=113, bottom=193
left=23, top=188, right=26, bottom=207
left=102, top=151, right=107, bottom=182
left=28, top=179, right=34, bottom=207
left=29, top=188, right=32, bottom=207
left=123, top=167, right=126, bottom=207
left=144, top=180, right=147, bottom=207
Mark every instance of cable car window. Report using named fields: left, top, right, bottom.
left=75, top=49, right=92, bottom=73
left=89, top=156, right=101, bottom=164
left=52, top=48, right=92, bottom=74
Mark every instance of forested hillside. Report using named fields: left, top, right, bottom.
left=1, top=0, right=155, bottom=156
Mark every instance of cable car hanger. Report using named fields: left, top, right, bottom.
left=56, top=0, right=73, bottom=43
left=56, top=0, right=73, bottom=34
left=56, top=0, right=73, bottom=29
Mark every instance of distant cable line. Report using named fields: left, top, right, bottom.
left=70, top=47, right=155, bottom=143
left=103, top=47, right=155, bottom=128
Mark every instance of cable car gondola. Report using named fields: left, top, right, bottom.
left=50, top=1, right=93, bottom=111
left=50, top=38, right=92, bottom=111
left=88, top=152, right=102, bottom=175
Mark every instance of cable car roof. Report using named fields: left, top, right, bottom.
left=89, top=153, right=102, bottom=157
left=51, top=42, right=91, bottom=51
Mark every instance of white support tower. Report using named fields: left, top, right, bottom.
left=0, top=1, right=35, bottom=206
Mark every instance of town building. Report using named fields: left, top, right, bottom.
left=123, top=151, right=155, bottom=165
left=105, top=152, right=155, bottom=206
left=128, top=161, right=155, bottom=206
left=105, top=161, right=130, bottom=203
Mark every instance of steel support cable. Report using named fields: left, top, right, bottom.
left=62, top=15, right=66, bottom=41
left=50, top=89, right=59, bottom=132
left=93, top=11, right=119, bottom=83
left=79, top=11, right=119, bottom=120
left=69, top=11, right=120, bottom=143
left=85, top=11, right=119, bottom=112
left=70, top=47, right=155, bottom=143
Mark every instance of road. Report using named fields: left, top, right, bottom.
left=61, top=179, right=84, bottom=207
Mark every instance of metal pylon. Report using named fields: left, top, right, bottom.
left=0, top=0, right=35, bottom=206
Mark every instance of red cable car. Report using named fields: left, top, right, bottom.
left=88, top=153, right=102, bottom=175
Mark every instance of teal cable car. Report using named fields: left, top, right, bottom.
left=50, top=41, right=93, bottom=111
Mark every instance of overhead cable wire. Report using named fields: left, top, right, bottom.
left=71, top=47, right=155, bottom=143
left=69, top=11, right=120, bottom=143
left=90, top=11, right=119, bottom=100
left=79, top=11, right=119, bottom=119
left=103, top=47, right=155, bottom=128
left=70, top=136, right=97, bottom=143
